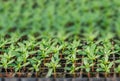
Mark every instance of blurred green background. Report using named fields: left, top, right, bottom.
left=0, top=0, right=120, bottom=42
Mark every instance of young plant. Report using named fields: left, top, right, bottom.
left=59, top=41, right=68, bottom=59
left=0, top=38, right=8, bottom=47
left=16, top=42, right=31, bottom=71
left=65, top=50, right=79, bottom=77
left=99, top=41, right=117, bottom=56
left=29, top=57, right=41, bottom=77
left=115, top=65, right=120, bottom=74
left=114, top=60, right=120, bottom=76
left=0, top=56, right=14, bottom=76
left=83, top=27, right=99, bottom=42
left=14, top=56, right=29, bottom=77
left=96, top=41, right=116, bottom=77
left=24, top=35, right=39, bottom=51
left=84, top=43, right=99, bottom=61
left=80, top=58, right=94, bottom=78
left=65, top=48, right=78, bottom=77
left=50, top=40, right=63, bottom=54
left=97, top=55, right=113, bottom=77
left=0, top=45, right=15, bottom=76
left=65, top=40, right=80, bottom=77
left=83, top=43, right=100, bottom=71
left=56, top=28, right=70, bottom=42
left=38, top=39, right=52, bottom=65
left=0, top=37, right=9, bottom=52
left=45, top=53, right=61, bottom=78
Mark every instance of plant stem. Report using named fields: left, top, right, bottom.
left=18, top=70, right=21, bottom=78
left=54, top=68, right=56, bottom=78
left=92, top=65, right=94, bottom=72
left=80, top=56, right=83, bottom=78
left=88, top=72, right=90, bottom=78
left=35, top=72, right=38, bottom=77
left=96, top=72, right=99, bottom=78
left=44, top=58, right=46, bottom=66
left=60, top=53, right=62, bottom=59
left=10, top=67, right=13, bottom=72
left=105, top=72, right=107, bottom=78
left=5, top=69, right=8, bottom=77
left=73, top=72, right=76, bottom=78
left=112, top=41, right=116, bottom=78
left=73, top=60, right=76, bottom=78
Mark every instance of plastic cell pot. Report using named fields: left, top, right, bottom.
left=54, top=78, right=65, bottom=81
left=89, top=78, right=105, bottom=81
left=106, top=78, right=117, bottom=81
left=72, top=78, right=88, bottom=81
left=39, top=78, right=72, bottom=81
left=55, top=78, right=64, bottom=81
left=63, top=78, right=72, bottom=81
left=4, top=78, right=20, bottom=81
left=2, top=77, right=120, bottom=81
left=21, top=78, right=37, bottom=81
left=54, top=78, right=72, bottom=81
left=116, top=78, right=120, bottom=81
left=38, top=78, right=54, bottom=81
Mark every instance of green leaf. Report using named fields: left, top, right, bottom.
left=23, top=62, right=30, bottom=67
left=86, top=68, right=90, bottom=72
left=46, top=69, right=53, bottom=78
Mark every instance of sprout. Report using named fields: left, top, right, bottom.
left=45, top=54, right=61, bottom=78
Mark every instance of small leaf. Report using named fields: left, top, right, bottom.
left=46, top=69, right=53, bottom=78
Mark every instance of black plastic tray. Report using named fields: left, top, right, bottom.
left=1, top=78, right=120, bottom=81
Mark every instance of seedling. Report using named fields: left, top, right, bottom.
left=114, top=60, right=120, bottom=77
left=97, top=55, right=113, bottom=77
left=83, top=27, right=99, bottom=42
left=15, top=42, right=31, bottom=71
left=45, top=53, right=61, bottom=78
left=83, top=43, right=100, bottom=72
left=29, top=57, right=41, bottom=77
left=0, top=38, right=8, bottom=48
left=65, top=40, right=80, bottom=77
left=38, top=39, right=52, bottom=65
left=0, top=49, right=15, bottom=76
left=115, top=65, right=120, bottom=74
left=80, top=58, right=94, bottom=78
left=65, top=53, right=79, bottom=77
left=14, top=56, right=29, bottom=77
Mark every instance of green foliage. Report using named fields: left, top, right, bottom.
left=45, top=54, right=61, bottom=77
left=0, top=0, right=120, bottom=78
left=29, top=57, right=41, bottom=72
left=80, top=58, right=94, bottom=73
